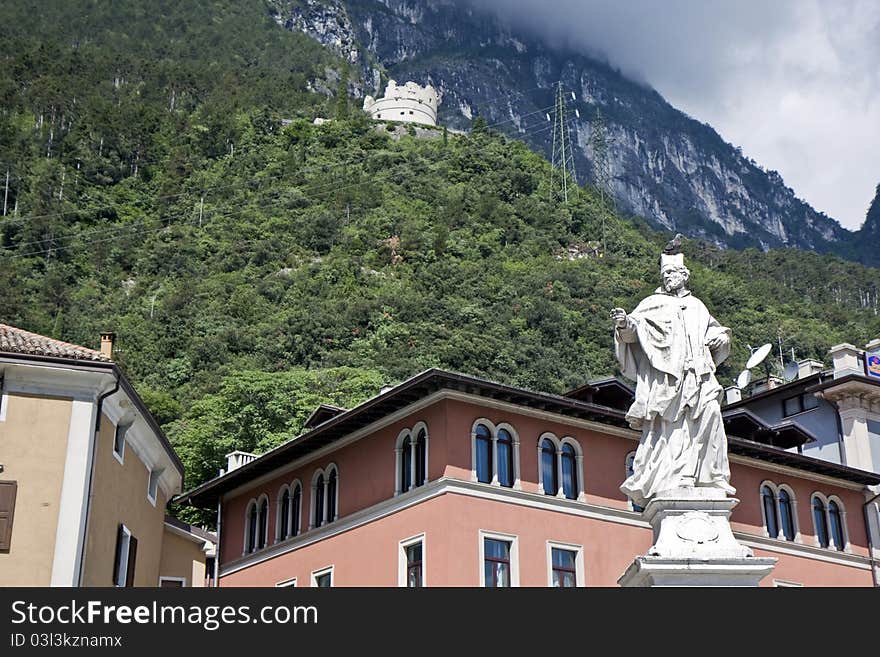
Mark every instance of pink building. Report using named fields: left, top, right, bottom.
left=180, top=370, right=880, bottom=587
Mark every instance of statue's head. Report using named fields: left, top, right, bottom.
left=659, top=252, right=689, bottom=293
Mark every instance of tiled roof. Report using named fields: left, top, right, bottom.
left=0, top=323, right=110, bottom=362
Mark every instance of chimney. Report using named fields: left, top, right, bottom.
left=100, top=331, right=116, bottom=359
left=866, top=338, right=880, bottom=352
left=724, top=386, right=742, bottom=404
left=225, top=450, right=257, bottom=473
left=796, top=359, right=824, bottom=379
left=828, top=343, right=861, bottom=379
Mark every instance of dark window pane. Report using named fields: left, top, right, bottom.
left=327, top=470, right=337, bottom=522
left=813, top=498, right=829, bottom=548
left=802, top=394, right=820, bottom=410
left=406, top=542, right=423, bottom=588
left=828, top=501, right=844, bottom=551
left=551, top=548, right=577, bottom=587
left=415, top=429, right=427, bottom=487
left=315, top=475, right=325, bottom=528
left=779, top=490, right=795, bottom=541
left=315, top=573, right=331, bottom=587
left=292, top=486, right=301, bottom=537
left=542, top=439, right=557, bottom=495
left=247, top=505, right=257, bottom=553
left=257, top=499, right=268, bottom=549
left=762, top=486, right=779, bottom=538
left=497, top=429, right=513, bottom=488
left=484, top=538, right=511, bottom=587
left=561, top=444, right=577, bottom=499
left=476, top=425, right=492, bottom=484
left=401, top=436, right=412, bottom=492
left=783, top=396, right=802, bottom=417
left=280, top=489, right=290, bottom=540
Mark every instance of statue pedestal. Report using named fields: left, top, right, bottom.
left=618, top=487, right=777, bottom=587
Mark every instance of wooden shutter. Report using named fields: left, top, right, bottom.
left=125, top=535, right=138, bottom=587
left=0, top=481, right=17, bottom=552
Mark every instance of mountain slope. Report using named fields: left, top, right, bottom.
left=272, top=0, right=871, bottom=262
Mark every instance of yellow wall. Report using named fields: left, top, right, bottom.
left=81, top=413, right=167, bottom=586
left=160, top=528, right=208, bottom=587
left=0, top=393, right=73, bottom=586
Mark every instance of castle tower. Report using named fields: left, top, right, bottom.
left=363, top=80, right=440, bottom=127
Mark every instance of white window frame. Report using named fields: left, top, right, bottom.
left=558, top=436, right=584, bottom=501
left=478, top=529, right=519, bottom=587
left=537, top=432, right=562, bottom=495
left=275, top=484, right=291, bottom=543
left=290, top=480, right=303, bottom=538
left=310, top=468, right=326, bottom=530
left=159, top=576, right=187, bottom=587
left=776, top=484, right=801, bottom=542
left=546, top=540, right=585, bottom=588
left=114, top=524, right=132, bottom=587
left=759, top=480, right=781, bottom=539
left=147, top=467, right=162, bottom=506
left=243, top=498, right=257, bottom=556
left=311, top=565, right=334, bottom=587
left=398, top=533, right=426, bottom=587
left=394, top=422, right=430, bottom=495
left=811, top=491, right=850, bottom=550
left=325, top=463, right=340, bottom=523
left=0, top=374, right=8, bottom=422
left=471, top=419, right=521, bottom=490
left=113, top=423, right=128, bottom=464
left=276, top=577, right=297, bottom=588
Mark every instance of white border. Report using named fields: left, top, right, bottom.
left=311, top=565, right=334, bottom=587
left=147, top=467, right=161, bottom=507
left=275, top=576, right=297, bottom=588
left=478, top=529, right=519, bottom=587
left=114, top=524, right=132, bottom=587
left=398, top=532, right=426, bottom=587
left=772, top=578, right=803, bottom=587
left=112, top=423, right=126, bottom=465
left=546, top=540, right=585, bottom=587
left=159, top=576, right=187, bottom=587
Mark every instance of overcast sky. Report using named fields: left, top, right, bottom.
left=469, top=0, right=880, bottom=231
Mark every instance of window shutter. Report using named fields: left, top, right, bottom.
left=113, top=524, right=124, bottom=584
left=0, top=481, right=17, bottom=552
left=125, top=535, right=138, bottom=587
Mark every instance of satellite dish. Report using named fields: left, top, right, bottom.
left=782, top=361, right=799, bottom=382
left=746, top=343, right=773, bottom=370
left=736, top=370, right=752, bottom=389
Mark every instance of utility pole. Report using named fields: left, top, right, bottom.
left=590, top=109, right=612, bottom=255
left=549, top=82, right=578, bottom=205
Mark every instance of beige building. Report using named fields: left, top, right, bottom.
left=0, top=323, right=214, bottom=586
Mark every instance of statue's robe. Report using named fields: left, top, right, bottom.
left=616, top=288, right=734, bottom=507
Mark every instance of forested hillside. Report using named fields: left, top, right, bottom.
left=1, top=1, right=879, bottom=502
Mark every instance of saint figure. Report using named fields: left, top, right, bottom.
left=611, top=251, right=735, bottom=508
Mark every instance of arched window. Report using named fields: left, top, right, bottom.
left=314, top=474, right=325, bottom=529
left=561, top=443, right=578, bottom=500
left=291, top=483, right=302, bottom=537
left=812, top=496, right=829, bottom=548
left=278, top=487, right=290, bottom=541
left=401, top=434, right=412, bottom=493
left=778, top=488, right=795, bottom=541
left=762, top=485, right=779, bottom=539
left=541, top=439, right=557, bottom=495
left=475, top=424, right=492, bottom=484
left=257, top=497, right=269, bottom=550
left=327, top=467, right=338, bottom=523
left=246, top=501, right=258, bottom=554
left=828, top=500, right=844, bottom=551
left=497, top=428, right=514, bottom=488
left=414, top=428, right=427, bottom=487
left=395, top=424, right=429, bottom=495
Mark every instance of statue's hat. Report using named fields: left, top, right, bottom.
left=659, top=252, right=684, bottom=270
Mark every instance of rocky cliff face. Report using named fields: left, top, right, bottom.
left=271, top=0, right=871, bottom=262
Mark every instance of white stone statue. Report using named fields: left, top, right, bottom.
left=611, top=249, right=736, bottom=509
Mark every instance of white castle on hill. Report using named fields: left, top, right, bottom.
left=363, top=80, right=440, bottom=127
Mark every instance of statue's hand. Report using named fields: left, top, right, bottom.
left=706, top=334, right=728, bottom=350
left=610, top=307, right=628, bottom=328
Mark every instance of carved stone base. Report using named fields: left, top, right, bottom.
left=618, top=487, right=777, bottom=587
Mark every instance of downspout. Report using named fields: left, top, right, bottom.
left=865, top=489, right=880, bottom=588
left=214, top=498, right=222, bottom=587
left=76, top=374, right=119, bottom=586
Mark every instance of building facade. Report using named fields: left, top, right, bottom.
left=0, top=323, right=213, bottom=587
left=182, top=369, right=880, bottom=587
